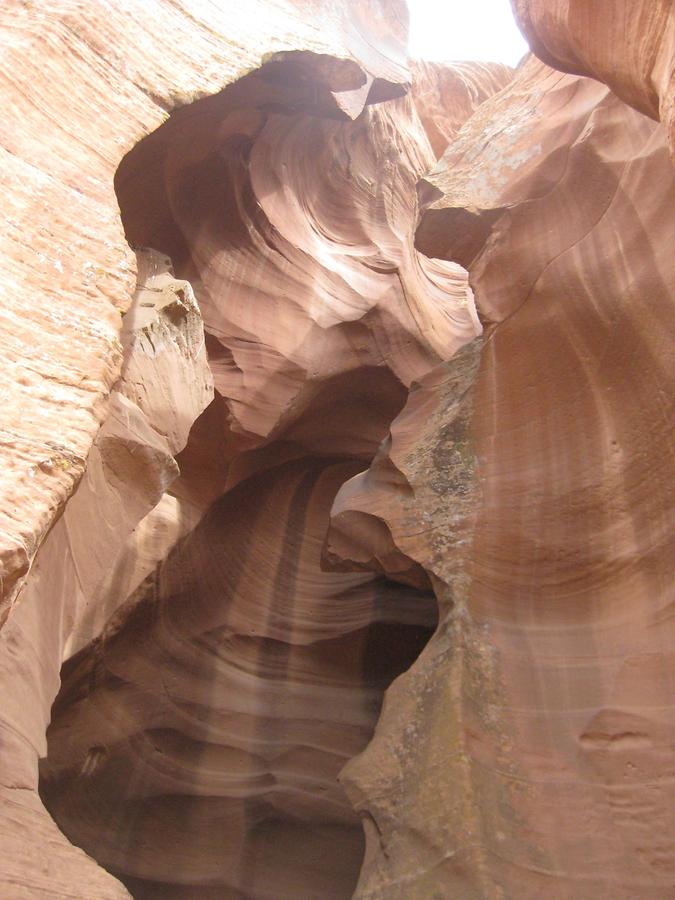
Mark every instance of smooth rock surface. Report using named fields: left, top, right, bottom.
left=400, top=55, right=673, bottom=899
left=512, top=0, right=675, bottom=159
left=0, top=3, right=509, bottom=896
left=0, top=250, right=212, bottom=898
left=1, top=2, right=674, bottom=899
left=0, top=0, right=411, bottom=623
left=33, top=50, right=504, bottom=899
left=41, top=458, right=437, bottom=898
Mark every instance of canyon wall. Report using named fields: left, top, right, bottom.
left=512, top=0, right=675, bottom=158
left=1, top=1, right=674, bottom=898
left=353, top=54, right=675, bottom=898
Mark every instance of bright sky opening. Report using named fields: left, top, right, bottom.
left=407, top=0, right=530, bottom=67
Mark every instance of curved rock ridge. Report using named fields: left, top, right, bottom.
left=512, top=0, right=675, bottom=159
left=341, top=54, right=675, bottom=899
left=0, top=9, right=514, bottom=896
left=40, top=458, right=437, bottom=899
left=32, top=50, right=511, bottom=898
left=113, top=59, right=495, bottom=452
left=327, top=338, right=483, bottom=591
left=3, top=2, right=673, bottom=899
left=0, top=0, right=412, bottom=624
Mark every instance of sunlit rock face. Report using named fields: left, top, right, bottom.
left=2, top=2, right=674, bottom=900
left=113, top=63, right=488, bottom=443
left=351, top=55, right=674, bottom=899
left=35, top=46, right=502, bottom=897
left=0, top=0, right=413, bottom=626
left=0, top=1, right=516, bottom=896
left=512, top=0, right=675, bottom=158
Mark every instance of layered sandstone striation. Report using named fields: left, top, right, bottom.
left=512, top=0, right=675, bottom=158
left=0, top=250, right=212, bottom=897
left=0, top=0, right=411, bottom=624
left=40, top=458, right=437, bottom=898
left=35, top=46, right=504, bottom=900
left=0, top=1, right=414, bottom=894
left=1, top=2, right=674, bottom=899
left=0, top=1, right=512, bottom=897
left=387, top=55, right=673, bottom=899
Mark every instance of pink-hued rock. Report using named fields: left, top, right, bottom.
left=411, top=60, right=513, bottom=157
left=40, top=458, right=436, bottom=898
left=512, top=0, right=675, bottom=159
left=2, top=2, right=674, bottom=898
left=113, top=69, right=485, bottom=449
left=0, top=0, right=411, bottom=625
left=0, top=2, right=510, bottom=896
left=31, top=51, right=502, bottom=900
left=0, top=250, right=211, bottom=898
left=350, top=55, right=674, bottom=899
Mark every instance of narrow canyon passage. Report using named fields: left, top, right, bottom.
left=3, top=3, right=674, bottom=899
left=36, top=51, right=483, bottom=898
left=40, top=457, right=436, bottom=898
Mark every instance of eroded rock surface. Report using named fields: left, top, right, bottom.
left=0, top=1, right=509, bottom=896
left=0, top=250, right=212, bottom=898
left=40, top=458, right=436, bottom=898
left=1, top=2, right=674, bottom=899
left=512, top=0, right=675, bottom=157
left=32, top=49, right=500, bottom=900
left=0, top=0, right=411, bottom=623
left=398, top=56, right=673, bottom=899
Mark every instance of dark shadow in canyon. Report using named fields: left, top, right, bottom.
left=40, top=457, right=437, bottom=898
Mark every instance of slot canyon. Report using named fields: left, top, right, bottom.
left=1, top=1, right=674, bottom=898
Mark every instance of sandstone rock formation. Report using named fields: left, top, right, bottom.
left=0, top=1, right=508, bottom=896
left=1, top=1, right=674, bottom=899
left=403, top=55, right=674, bottom=899
left=0, top=248, right=212, bottom=897
left=40, top=458, right=437, bottom=898
left=512, top=0, right=675, bottom=158
left=31, top=40, right=506, bottom=900
left=0, top=0, right=412, bottom=624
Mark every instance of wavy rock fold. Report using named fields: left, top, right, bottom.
left=0, top=2, right=673, bottom=899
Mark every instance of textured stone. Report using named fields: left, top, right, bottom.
left=0, top=250, right=212, bottom=898
left=1, top=2, right=673, bottom=898
left=408, top=55, right=673, bottom=900
left=512, top=0, right=675, bottom=159
left=41, top=458, right=436, bottom=898
left=0, top=3, right=510, bottom=896
left=0, top=0, right=411, bottom=623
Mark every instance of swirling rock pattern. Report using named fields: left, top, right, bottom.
left=35, top=48, right=503, bottom=898
left=0, top=0, right=411, bottom=623
left=2, top=2, right=674, bottom=899
left=40, top=459, right=436, bottom=898
left=0, top=2, right=511, bottom=897
left=0, top=251, right=212, bottom=898
left=113, top=59, right=492, bottom=447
